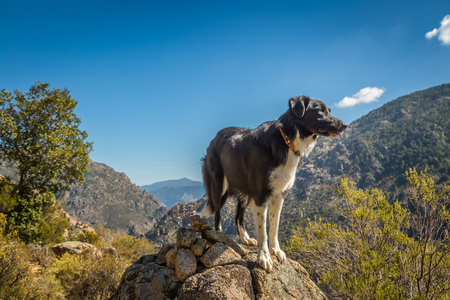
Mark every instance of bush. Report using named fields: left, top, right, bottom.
left=7, top=192, right=54, bottom=243
left=76, top=230, right=100, bottom=245
left=47, top=225, right=154, bottom=299
left=0, top=213, right=64, bottom=299
left=38, top=204, right=70, bottom=245
left=97, top=225, right=154, bottom=261
left=0, top=177, right=18, bottom=214
left=287, top=168, right=450, bottom=299
left=49, top=250, right=129, bottom=299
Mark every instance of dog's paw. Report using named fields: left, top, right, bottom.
left=257, top=249, right=273, bottom=272
left=271, top=247, right=287, bottom=262
left=242, top=236, right=257, bottom=246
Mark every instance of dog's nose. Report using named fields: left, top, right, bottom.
left=341, top=123, right=348, bottom=131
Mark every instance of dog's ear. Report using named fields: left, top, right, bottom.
left=289, top=96, right=310, bottom=118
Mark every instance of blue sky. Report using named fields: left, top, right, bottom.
left=1, top=0, right=449, bottom=185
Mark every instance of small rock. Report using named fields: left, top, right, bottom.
left=191, top=238, right=207, bottom=256
left=200, top=242, right=242, bottom=268
left=166, top=246, right=179, bottom=269
left=51, top=241, right=94, bottom=257
left=176, top=228, right=197, bottom=249
left=201, top=229, right=249, bottom=256
left=100, top=246, right=116, bottom=255
left=190, top=215, right=212, bottom=232
left=156, top=244, right=174, bottom=265
left=175, top=248, right=197, bottom=282
left=91, top=246, right=116, bottom=259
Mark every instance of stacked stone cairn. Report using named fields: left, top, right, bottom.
left=156, top=215, right=250, bottom=282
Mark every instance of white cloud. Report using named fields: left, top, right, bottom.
left=336, top=87, right=385, bottom=108
left=425, top=15, right=450, bottom=45
left=425, top=28, right=439, bottom=39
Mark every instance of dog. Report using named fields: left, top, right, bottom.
left=201, top=95, right=347, bottom=271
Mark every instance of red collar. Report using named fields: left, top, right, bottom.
left=279, top=127, right=301, bottom=157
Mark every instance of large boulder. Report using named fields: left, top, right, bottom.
left=51, top=241, right=95, bottom=257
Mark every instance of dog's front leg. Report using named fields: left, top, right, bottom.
left=252, top=202, right=273, bottom=272
left=269, top=195, right=287, bottom=263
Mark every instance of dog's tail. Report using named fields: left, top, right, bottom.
left=199, top=156, right=215, bottom=217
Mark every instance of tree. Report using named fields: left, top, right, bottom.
left=0, top=82, right=93, bottom=197
left=404, top=168, right=450, bottom=299
left=0, top=82, right=92, bottom=242
left=287, top=169, right=450, bottom=299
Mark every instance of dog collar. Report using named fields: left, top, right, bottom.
left=279, top=127, right=301, bottom=157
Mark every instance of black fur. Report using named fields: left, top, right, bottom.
left=202, top=95, right=347, bottom=233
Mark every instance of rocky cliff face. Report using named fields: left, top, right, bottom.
left=60, top=161, right=167, bottom=236
left=111, top=216, right=326, bottom=300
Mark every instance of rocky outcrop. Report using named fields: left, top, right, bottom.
left=51, top=241, right=95, bottom=257
left=111, top=216, right=326, bottom=300
left=51, top=241, right=117, bottom=258
left=63, top=211, right=96, bottom=240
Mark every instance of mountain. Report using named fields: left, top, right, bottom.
left=59, top=161, right=168, bottom=236
left=145, top=83, right=450, bottom=248
left=141, top=178, right=205, bottom=208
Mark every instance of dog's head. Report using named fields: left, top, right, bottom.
left=289, top=95, right=347, bottom=137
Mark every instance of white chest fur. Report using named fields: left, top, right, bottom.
left=269, top=134, right=317, bottom=193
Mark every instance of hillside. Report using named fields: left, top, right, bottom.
left=145, top=83, right=450, bottom=248
left=60, top=161, right=167, bottom=236
left=141, top=178, right=205, bottom=208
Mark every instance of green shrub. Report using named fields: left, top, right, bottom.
left=77, top=230, right=100, bottom=245
left=0, top=177, right=18, bottom=214
left=38, top=204, right=70, bottom=245
left=288, top=169, right=450, bottom=299
left=49, top=251, right=129, bottom=300
left=7, top=192, right=55, bottom=243
left=97, top=225, right=154, bottom=261
left=47, top=225, right=154, bottom=299
left=0, top=213, right=64, bottom=299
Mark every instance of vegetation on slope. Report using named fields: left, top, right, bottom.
left=0, top=213, right=154, bottom=299
left=288, top=169, right=450, bottom=299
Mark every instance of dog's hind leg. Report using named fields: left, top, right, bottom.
left=252, top=201, right=273, bottom=272
left=235, top=195, right=256, bottom=245
left=268, top=194, right=286, bottom=262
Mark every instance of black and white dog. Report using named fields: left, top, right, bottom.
left=201, top=95, right=347, bottom=271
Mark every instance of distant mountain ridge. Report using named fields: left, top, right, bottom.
left=141, top=178, right=205, bottom=208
